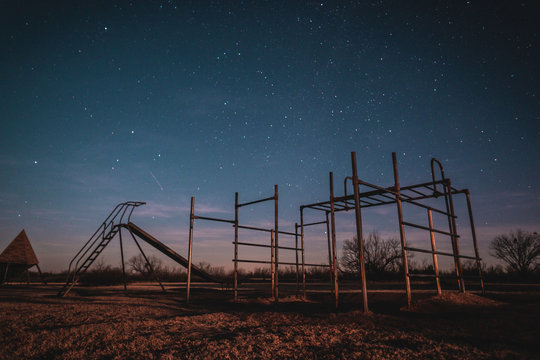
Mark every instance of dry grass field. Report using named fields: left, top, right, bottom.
left=0, top=283, right=538, bottom=359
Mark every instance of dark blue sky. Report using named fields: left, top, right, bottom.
left=1, top=1, right=538, bottom=272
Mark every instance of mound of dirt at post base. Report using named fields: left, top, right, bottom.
left=403, top=291, right=505, bottom=314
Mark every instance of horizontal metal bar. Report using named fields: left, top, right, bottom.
left=408, top=273, right=482, bottom=280
left=407, top=273, right=439, bottom=278
left=402, top=221, right=457, bottom=237
left=237, top=196, right=275, bottom=208
left=400, top=179, right=446, bottom=192
left=404, top=246, right=480, bottom=260
left=406, top=187, right=429, bottom=197
left=233, top=242, right=298, bottom=251
left=193, top=215, right=235, bottom=224
left=283, top=262, right=330, bottom=267
left=234, top=224, right=296, bottom=236
left=234, top=259, right=330, bottom=267
left=235, top=259, right=273, bottom=264
left=300, top=220, right=327, bottom=227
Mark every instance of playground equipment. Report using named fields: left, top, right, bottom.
left=60, top=151, right=483, bottom=312
left=58, top=201, right=220, bottom=298
left=299, top=152, right=484, bottom=311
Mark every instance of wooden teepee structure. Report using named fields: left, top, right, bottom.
left=0, top=230, right=46, bottom=285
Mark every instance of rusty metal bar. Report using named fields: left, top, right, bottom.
left=302, top=220, right=328, bottom=227
left=432, top=160, right=462, bottom=292
left=326, top=211, right=334, bottom=295
left=428, top=210, right=442, bottom=295
left=446, top=178, right=466, bottom=292
left=295, top=223, right=300, bottom=293
left=406, top=187, right=429, bottom=197
left=235, top=259, right=329, bottom=267
left=404, top=246, right=480, bottom=260
left=193, top=215, right=235, bottom=224
left=233, top=241, right=297, bottom=251
left=274, top=185, right=279, bottom=303
left=351, top=152, right=369, bottom=313
left=118, top=227, right=127, bottom=291
left=465, top=189, right=485, bottom=293
left=237, top=195, right=275, bottom=208
left=401, top=221, right=459, bottom=237
left=234, top=224, right=296, bottom=236
left=234, top=192, right=239, bottom=302
left=271, top=229, right=275, bottom=298
left=300, top=207, right=306, bottom=298
left=187, top=197, right=195, bottom=302
left=393, top=152, right=412, bottom=308
left=126, top=227, right=165, bottom=292
left=329, top=172, right=339, bottom=308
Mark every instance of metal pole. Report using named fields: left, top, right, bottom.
left=295, top=223, right=299, bottom=293
left=300, top=207, right=306, bottom=299
left=428, top=210, right=442, bottom=295
left=274, top=184, right=279, bottom=303
left=35, top=264, right=47, bottom=285
left=271, top=229, right=275, bottom=298
left=187, top=197, right=195, bottom=303
left=446, top=179, right=465, bottom=292
left=234, top=192, right=239, bottom=302
left=118, top=228, right=127, bottom=291
left=2, top=264, right=9, bottom=285
left=329, top=172, right=339, bottom=309
left=351, top=152, right=369, bottom=313
left=326, top=211, right=334, bottom=295
left=127, top=229, right=165, bottom=292
left=465, top=190, right=485, bottom=294
left=392, top=152, right=412, bottom=308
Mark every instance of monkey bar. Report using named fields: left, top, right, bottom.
left=189, top=186, right=306, bottom=303
left=300, top=152, right=484, bottom=311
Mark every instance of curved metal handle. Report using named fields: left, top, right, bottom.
left=430, top=158, right=446, bottom=196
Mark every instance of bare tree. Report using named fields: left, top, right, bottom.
left=341, top=232, right=402, bottom=275
left=490, top=230, right=540, bottom=275
left=128, top=254, right=163, bottom=277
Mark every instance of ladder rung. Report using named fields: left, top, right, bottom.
left=404, top=246, right=479, bottom=260
left=407, top=273, right=438, bottom=278
left=402, top=221, right=458, bottom=237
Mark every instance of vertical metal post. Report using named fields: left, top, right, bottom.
left=274, top=184, right=279, bottom=303
left=446, top=179, right=465, bottom=292
left=35, top=264, right=47, bottom=285
left=300, top=207, right=306, bottom=299
left=118, top=228, right=127, bottom=291
left=294, top=223, right=300, bottom=293
left=271, top=229, right=275, bottom=298
left=326, top=211, right=334, bottom=295
left=234, top=192, right=239, bottom=302
left=351, top=152, right=369, bottom=313
left=329, top=172, right=339, bottom=309
left=127, top=229, right=165, bottom=292
left=187, top=197, right=195, bottom=303
left=392, top=152, right=412, bottom=308
left=428, top=210, right=442, bottom=295
left=465, top=190, right=484, bottom=293
left=2, top=264, right=9, bottom=284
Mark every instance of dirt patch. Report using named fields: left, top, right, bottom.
left=405, top=291, right=505, bottom=313
left=0, top=285, right=538, bottom=359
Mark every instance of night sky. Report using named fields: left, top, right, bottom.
left=1, top=1, right=538, bottom=272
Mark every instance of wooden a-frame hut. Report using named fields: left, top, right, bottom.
left=0, top=230, right=46, bottom=285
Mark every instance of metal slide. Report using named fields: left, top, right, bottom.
left=123, top=222, right=220, bottom=283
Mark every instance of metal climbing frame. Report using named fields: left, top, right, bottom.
left=189, top=186, right=303, bottom=302
left=300, top=152, right=484, bottom=311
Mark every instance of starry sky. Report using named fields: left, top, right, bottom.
left=1, top=1, right=538, bottom=272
